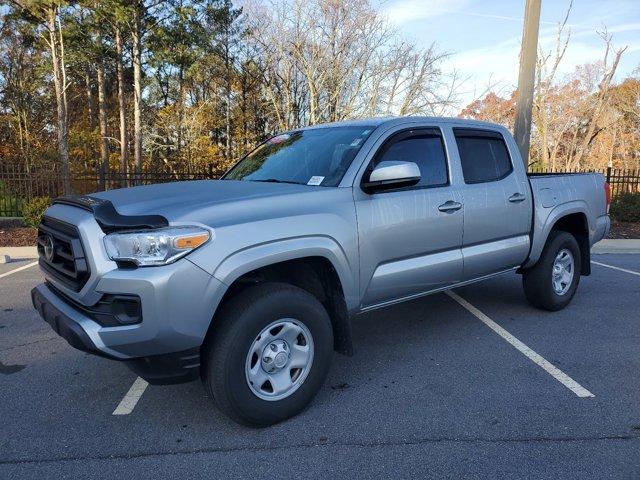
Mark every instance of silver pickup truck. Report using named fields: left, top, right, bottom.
left=31, top=117, right=610, bottom=426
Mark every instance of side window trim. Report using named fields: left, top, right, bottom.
left=362, top=127, right=450, bottom=193
left=453, top=127, right=514, bottom=185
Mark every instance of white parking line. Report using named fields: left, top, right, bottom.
left=445, top=290, right=595, bottom=398
left=0, top=261, right=38, bottom=279
left=591, top=261, right=640, bottom=277
left=113, top=377, right=149, bottom=415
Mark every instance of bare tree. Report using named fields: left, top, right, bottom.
left=533, top=3, right=572, bottom=169
left=46, top=2, right=70, bottom=193
left=114, top=25, right=129, bottom=180
left=95, top=31, right=109, bottom=187
left=132, top=0, right=143, bottom=171
left=569, top=31, right=627, bottom=168
left=247, top=0, right=455, bottom=130
left=12, top=0, right=72, bottom=192
left=532, top=2, right=626, bottom=170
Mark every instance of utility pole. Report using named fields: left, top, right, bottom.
left=513, top=0, right=542, bottom=168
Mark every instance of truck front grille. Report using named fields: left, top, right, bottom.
left=37, top=217, right=90, bottom=292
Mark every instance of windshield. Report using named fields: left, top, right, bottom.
left=223, top=126, right=375, bottom=187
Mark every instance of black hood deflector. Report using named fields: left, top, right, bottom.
left=53, top=195, right=169, bottom=233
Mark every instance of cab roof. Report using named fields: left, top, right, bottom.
left=298, top=116, right=505, bottom=131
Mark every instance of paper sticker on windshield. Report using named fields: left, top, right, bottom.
left=307, top=176, right=324, bottom=186
left=268, top=134, right=290, bottom=145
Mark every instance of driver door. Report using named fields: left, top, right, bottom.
left=354, top=127, right=464, bottom=309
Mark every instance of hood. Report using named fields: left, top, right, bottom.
left=89, top=180, right=318, bottom=223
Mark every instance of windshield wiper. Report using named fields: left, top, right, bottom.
left=250, top=178, right=304, bottom=185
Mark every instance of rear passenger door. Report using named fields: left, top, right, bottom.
left=452, top=128, right=532, bottom=280
left=355, top=127, right=464, bottom=308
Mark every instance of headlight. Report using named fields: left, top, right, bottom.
left=104, top=226, right=211, bottom=266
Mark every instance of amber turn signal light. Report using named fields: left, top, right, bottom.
left=174, top=232, right=210, bottom=249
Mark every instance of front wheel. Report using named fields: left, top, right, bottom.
left=202, top=282, right=334, bottom=427
left=523, top=231, right=581, bottom=311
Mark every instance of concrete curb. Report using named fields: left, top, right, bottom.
left=0, top=239, right=638, bottom=261
left=591, top=239, right=640, bottom=254
left=0, top=246, right=38, bottom=260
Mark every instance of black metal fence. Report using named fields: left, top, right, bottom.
left=529, top=167, right=640, bottom=197
left=1, top=163, right=639, bottom=217
left=0, top=163, right=217, bottom=217
left=605, top=167, right=640, bottom=197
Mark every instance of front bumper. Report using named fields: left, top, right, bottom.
left=31, top=258, right=227, bottom=384
left=31, top=203, right=229, bottom=383
left=31, top=280, right=216, bottom=384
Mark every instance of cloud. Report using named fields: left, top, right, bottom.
left=564, top=21, right=640, bottom=43
left=604, top=22, right=640, bottom=34
left=382, top=0, right=560, bottom=26
left=456, top=11, right=557, bottom=25
left=382, top=0, right=473, bottom=25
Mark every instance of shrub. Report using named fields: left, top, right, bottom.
left=22, top=196, right=51, bottom=228
left=610, top=193, right=640, bottom=223
left=0, top=181, right=26, bottom=217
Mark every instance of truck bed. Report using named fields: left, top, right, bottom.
left=524, top=172, right=609, bottom=268
left=528, top=172, right=606, bottom=211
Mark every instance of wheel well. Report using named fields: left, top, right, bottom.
left=551, top=213, right=591, bottom=275
left=217, top=257, right=353, bottom=356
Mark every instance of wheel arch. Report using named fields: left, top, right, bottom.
left=550, top=212, right=590, bottom=275
left=208, top=238, right=358, bottom=356
left=525, top=203, right=592, bottom=275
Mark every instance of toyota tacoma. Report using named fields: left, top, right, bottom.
left=31, top=117, right=610, bottom=426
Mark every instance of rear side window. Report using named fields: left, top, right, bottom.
left=372, top=130, right=448, bottom=188
left=453, top=129, right=513, bottom=184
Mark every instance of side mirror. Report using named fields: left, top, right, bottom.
left=362, top=161, right=421, bottom=193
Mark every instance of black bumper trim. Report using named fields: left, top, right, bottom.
left=125, top=347, right=201, bottom=385
left=31, top=286, right=114, bottom=359
left=47, top=281, right=142, bottom=327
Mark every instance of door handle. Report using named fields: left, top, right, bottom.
left=438, top=200, right=462, bottom=213
left=508, top=193, right=526, bottom=203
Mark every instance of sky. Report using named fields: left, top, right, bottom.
left=378, top=0, right=640, bottom=107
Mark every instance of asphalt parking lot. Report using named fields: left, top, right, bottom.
left=1, top=255, right=639, bottom=479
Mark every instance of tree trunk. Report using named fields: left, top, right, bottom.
left=177, top=65, right=184, bottom=158
left=15, top=104, right=25, bottom=162
left=84, top=68, right=96, bottom=130
left=225, top=41, right=231, bottom=159
left=21, top=108, right=32, bottom=172
left=608, top=124, right=617, bottom=168
left=241, top=71, right=248, bottom=150
left=96, top=49, right=109, bottom=190
left=115, top=27, right=129, bottom=183
left=132, top=2, right=143, bottom=173
left=46, top=5, right=70, bottom=194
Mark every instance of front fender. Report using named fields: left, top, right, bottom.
left=210, top=236, right=359, bottom=312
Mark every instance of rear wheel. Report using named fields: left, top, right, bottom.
left=523, top=231, right=581, bottom=311
left=202, top=282, right=333, bottom=427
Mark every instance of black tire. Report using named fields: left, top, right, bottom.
left=523, top=231, right=581, bottom=311
left=202, top=282, right=333, bottom=427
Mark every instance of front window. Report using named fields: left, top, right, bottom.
left=223, top=126, right=375, bottom=187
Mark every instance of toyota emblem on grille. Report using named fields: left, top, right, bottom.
left=44, top=235, right=55, bottom=262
